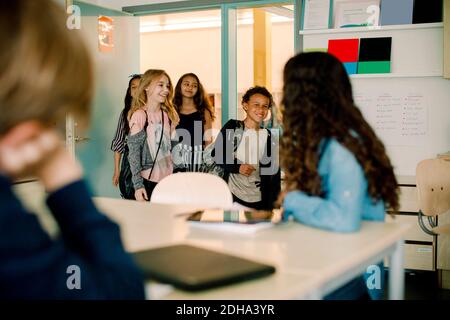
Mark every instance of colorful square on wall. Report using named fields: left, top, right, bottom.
left=358, top=37, right=392, bottom=74
left=328, top=38, right=359, bottom=62
left=98, top=15, right=114, bottom=53
left=343, top=62, right=358, bottom=74
left=328, top=38, right=359, bottom=74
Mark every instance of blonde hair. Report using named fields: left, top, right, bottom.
left=129, top=69, right=179, bottom=124
left=0, top=0, right=93, bottom=135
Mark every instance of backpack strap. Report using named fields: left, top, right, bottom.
left=147, top=109, right=164, bottom=181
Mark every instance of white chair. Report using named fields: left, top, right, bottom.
left=150, top=172, right=233, bottom=208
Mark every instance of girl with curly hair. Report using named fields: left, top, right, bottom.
left=280, top=52, right=399, bottom=299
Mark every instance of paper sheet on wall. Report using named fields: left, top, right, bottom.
left=354, top=92, right=427, bottom=146
left=334, top=0, right=380, bottom=28
left=303, top=0, right=331, bottom=30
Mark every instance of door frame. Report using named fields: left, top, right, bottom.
left=124, top=0, right=300, bottom=124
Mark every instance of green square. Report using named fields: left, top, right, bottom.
left=357, top=61, right=391, bottom=74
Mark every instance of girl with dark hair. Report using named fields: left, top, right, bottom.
left=280, top=52, right=399, bottom=299
left=215, top=86, right=280, bottom=210
left=111, top=74, right=141, bottom=188
left=173, top=73, right=215, bottom=172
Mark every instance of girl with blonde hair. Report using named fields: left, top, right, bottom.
left=127, top=69, right=179, bottom=201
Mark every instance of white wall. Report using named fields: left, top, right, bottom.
left=75, top=11, right=140, bottom=197
left=141, top=27, right=222, bottom=92
left=140, top=21, right=294, bottom=93
left=303, top=25, right=450, bottom=176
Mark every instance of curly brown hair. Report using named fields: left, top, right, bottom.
left=281, top=52, right=399, bottom=211
left=173, top=73, right=215, bottom=126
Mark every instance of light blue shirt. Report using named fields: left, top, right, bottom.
left=283, top=138, right=386, bottom=299
left=283, top=138, right=385, bottom=232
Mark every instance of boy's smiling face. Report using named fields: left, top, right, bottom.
left=243, top=93, right=270, bottom=124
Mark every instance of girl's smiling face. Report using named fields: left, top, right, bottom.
left=146, top=74, right=170, bottom=104
left=180, top=76, right=198, bottom=99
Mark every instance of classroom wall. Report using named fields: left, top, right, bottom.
left=140, top=21, right=294, bottom=94
left=74, top=3, right=140, bottom=198
left=303, top=24, right=450, bottom=177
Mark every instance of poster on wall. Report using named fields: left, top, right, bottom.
left=333, top=0, right=380, bottom=28
left=302, top=0, right=331, bottom=30
left=98, top=15, right=114, bottom=53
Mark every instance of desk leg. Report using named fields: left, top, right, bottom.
left=388, top=240, right=404, bottom=300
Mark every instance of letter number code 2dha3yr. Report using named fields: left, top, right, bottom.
left=176, top=304, right=276, bottom=317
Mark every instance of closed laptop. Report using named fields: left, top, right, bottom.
left=132, top=244, right=276, bottom=291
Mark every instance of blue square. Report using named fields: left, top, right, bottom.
left=343, top=62, right=358, bottom=75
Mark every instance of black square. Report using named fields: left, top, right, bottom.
left=413, top=0, right=443, bottom=24
left=359, top=37, right=392, bottom=62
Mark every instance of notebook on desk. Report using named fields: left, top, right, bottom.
left=132, top=244, right=276, bottom=291
left=183, top=209, right=284, bottom=234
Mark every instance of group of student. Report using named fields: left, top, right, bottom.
left=0, top=0, right=399, bottom=299
left=111, top=71, right=280, bottom=210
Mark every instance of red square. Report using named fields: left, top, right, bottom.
left=328, top=39, right=359, bottom=63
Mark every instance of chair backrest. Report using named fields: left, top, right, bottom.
left=150, top=172, right=233, bottom=208
left=416, top=158, right=450, bottom=217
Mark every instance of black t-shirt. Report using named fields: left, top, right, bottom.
left=175, top=111, right=204, bottom=171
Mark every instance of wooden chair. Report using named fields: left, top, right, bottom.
left=416, top=157, right=450, bottom=235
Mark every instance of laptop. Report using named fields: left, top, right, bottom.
left=132, top=244, right=276, bottom=291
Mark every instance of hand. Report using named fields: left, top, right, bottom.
left=0, top=121, right=82, bottom=192
left=134, top=188, right=148, bottom=201
left=278, top=189, right=287, bottom=202
left=275, top=189, right=288, bottom=209
left=239, top=164, right=255, bottom=177
left=112, top=171, right=119, bottom=186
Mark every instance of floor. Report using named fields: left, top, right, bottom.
left=384, top=270, right=450, bottom=300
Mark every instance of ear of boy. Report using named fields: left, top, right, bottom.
left=0, top=121, right=59, bottom=178
left=0, top=121, right=82, bottom=191
left=0, top=121, right=51, bottom=177
left=0, top=121, right=45, bottom=148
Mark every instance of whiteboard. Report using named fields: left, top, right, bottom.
left=351, top=77, right=450, bottom=176
left=300, top=24, right=450, bottom=176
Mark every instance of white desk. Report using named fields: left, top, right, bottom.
left=94, top=197, right=411, bottom=300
